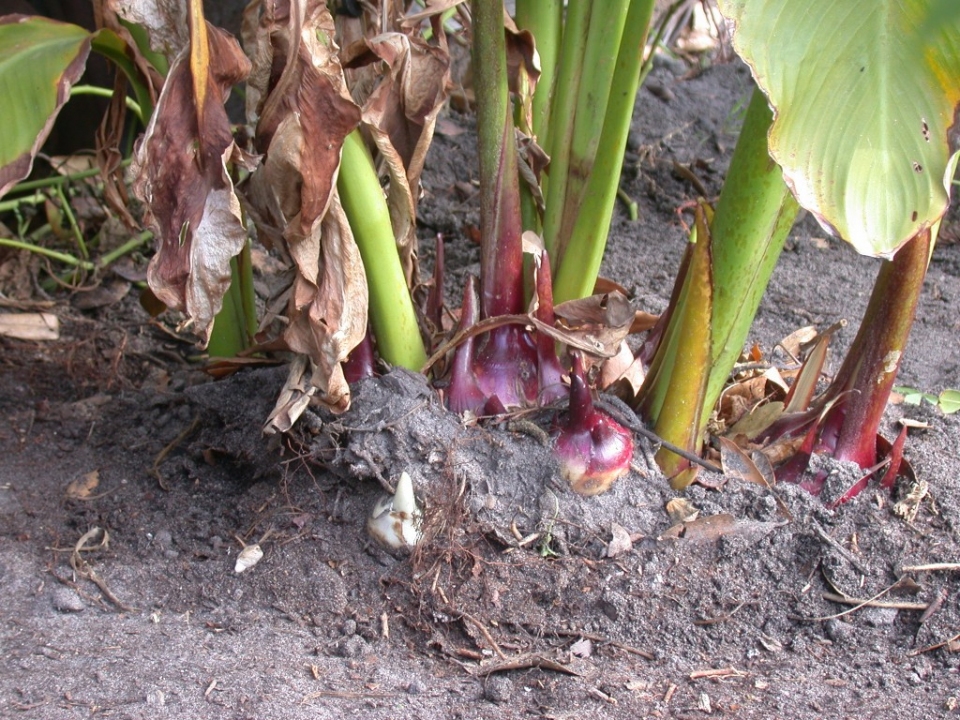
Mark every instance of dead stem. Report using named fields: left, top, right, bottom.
left=152, top=415, right=200, bottom=490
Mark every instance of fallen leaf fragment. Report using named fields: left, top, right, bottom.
left=665, top=497, right=699, bottom=524
left=606, top=522, right=633, bottom=558
left=65, top=470, right=100, bottom=500
left=0, top=312, right=59, bottom=340
left=235, top=543, right=263, bottom=573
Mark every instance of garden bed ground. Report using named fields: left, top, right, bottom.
left=2, top=56, right=960, bottom=720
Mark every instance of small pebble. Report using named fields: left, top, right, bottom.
left=336, top=635, right=366, bottom=658
left=51, top=587, right=84, bottom=613
left=484, top=676, right=514, bottom=704
left=825, top=618, right=854, bottom=643
left=407, top=679, right=427, bottom=695
left=862, top=607, right=898, bottom=627
left=154, top=529, right=173, bottom=551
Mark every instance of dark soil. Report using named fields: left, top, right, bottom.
left=3, top=57, right=960, bottom=720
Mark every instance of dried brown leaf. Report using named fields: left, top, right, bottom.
left=106, top=0, right=189, bottom=61
left=553, top=291, right=634, bottom=357
left=132, top=23, right=255, bottom=345
left=346, top=31, right=450, bottom=286
left=719, top=436, right=774, bottom=487
left=242, top=0, right=366, bottom=414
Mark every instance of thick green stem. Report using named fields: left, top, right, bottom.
left=515, top=0, right=563, bottom=141
left=540, top=0, right=590, bottom=250
left=700, top=87, right=799, bottom=426
left=823, top=228, right=932, bottom=467
left=543, top=0, right=631, bottom=264
left=338, top=130, right=427, bottom=371
left=635, top=87, right=798, bottom=484
left=552, top=0, right=655, bottom=304
left=473, top=0, right=525, bottom=317
left=207, top=259, right=247, bottom=358
left=207, top=241, right=257, bottom=358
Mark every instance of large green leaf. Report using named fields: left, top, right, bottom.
left=718, top=0, right=960, bottom=257
left=0, top=16, right=92, bottom=198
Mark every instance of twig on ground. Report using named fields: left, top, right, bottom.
left=689, top=667, right=747, bottom=680
left=901, top=562, right=960, bottom=573
left=693, top=600, right=748, bottom=626
left=459, top=611, right=508, bottom=660
left=812, top=522, right=871, bottom=576
left=70, top=527, right=134, bottom=612
left=152, top=416, right=201, bottom=491
left=819, top=592, right=928, bottom=612
left=908, top=632, right=960, bottom=656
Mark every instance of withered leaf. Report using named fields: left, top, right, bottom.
left=242, top=0, right=366, bottom=416
left=718, top=436, right=774, bottom=487
left=106, top=0, right=189, bottom=62
left=132, top=21, right=256, bottom=345
left=346, top=31, right=450, bottom=286
left=553, top=291, right=635, bottom=357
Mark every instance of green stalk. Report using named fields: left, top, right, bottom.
left=540, top=0, right=590, bottom=245
left=235, top=239, right=257, bottom=342
left=99, top=229, right=153, bottom=266
left=635, top=87, right=798, bottom=485
left=552, top=0, right=655, bottom=304
left=338, top=130, right=427, bottom=371
left=543, top=0, right=631, bottom=265
left=54, top=184, right=88, bottom=260
left=0, top=236, right=91, bottom=268
left=514, top=0, right=563, bottom=141
left=69, top=84, right=143, bottom=124
left=636, top=209, right=712, bottom=489
left=700, top=88, right=798, bottom=428
left=207, top=240, right=258, bottom=358
left=473, top=0, right=525, bottom=318
left=207, top=261, right=247, bottom=358
left=515, top=0, right=561, bottom=237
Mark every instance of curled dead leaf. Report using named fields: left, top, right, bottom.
left=132, top=22, right=256, bottom=345
left=65, top=470, right=100, bottom=500
left=242, top=0, right=366, bottom=416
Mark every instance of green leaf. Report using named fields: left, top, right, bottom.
left=718, top=0, right=960, bottom=257
left=939, top=389, right=960, bottom=414
left=0, top=16, right=92, bottom=198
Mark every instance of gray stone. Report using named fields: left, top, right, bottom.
left=484, top=676, right=513, bottom=704
left=51, top=587, right=84, bottom=613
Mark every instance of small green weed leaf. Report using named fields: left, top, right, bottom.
left=718, top=0, right=960, bottom=258
left=939, top=389, right=960, bottom=414
left=0, top=16, right=92, bottom=197
left=894, top=386, right=936, bottom=405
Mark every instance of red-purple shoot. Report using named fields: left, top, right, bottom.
left=555, top=354, right=634, bottom=495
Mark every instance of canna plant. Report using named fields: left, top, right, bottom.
left=702, top=0, right=960, bottom=502
left=6, top=0, right=957, bottom=509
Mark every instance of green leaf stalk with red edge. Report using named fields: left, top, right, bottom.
left=635, top=87, right=798, bottom=488
left=771, top=229, right=933, bottom=502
